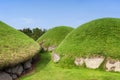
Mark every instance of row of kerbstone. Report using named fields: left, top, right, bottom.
left=40, top=44, right=56, bottom=52
left=52, top=53, right=120, bottom=72
left=0, top=56, right=37, bottom=80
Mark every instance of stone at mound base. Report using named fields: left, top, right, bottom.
left=106, top=59, right=120, bottom=72
left=41, top=45, right=56, bottom=52
left=0, top=72, right=12, bottom=80
left=12, top=64, right=23, bottom=76
left=42, top=47, right=48, bottom=51
left=74, top=58, right=84, bottom=66
left=52, top=53, right=60, bottom=63
left=23, top=59, right=32, bottom=70
left=48, top=46, right=56, bottom=51
left=85, top=57, right=104, bottom=69
left=10, top=74, right=17, bottom=80
left=6, top=64, right=23, bottom=76
left=74, top=56, right=104, bottom=69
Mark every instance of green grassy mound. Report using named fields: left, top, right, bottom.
left=55, top=18, right=120, bottom=67
left=37, top=26, right=73, bottom=48
left=0, top=21, right=40, bottom=68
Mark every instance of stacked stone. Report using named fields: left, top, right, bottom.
left=0, top=56, right=37, bottom=80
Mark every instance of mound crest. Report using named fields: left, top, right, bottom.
left=37, top=26, right=73, bottom=51
left=0, top=21, right=40, bottom=68
left=54, top=18, right=120, bottom=72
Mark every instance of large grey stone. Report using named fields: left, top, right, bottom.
left=23, top=59, right=32, bottom=70
left=0, top=72, right=12, bottom=80
left=5, top=68, right=12, bottom=73
left=11, top=64, right=23, bottom=76
left=10, top=74, right=17, bottom=80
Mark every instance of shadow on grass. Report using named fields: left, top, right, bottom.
left=35, top=52, right=51, bottom=71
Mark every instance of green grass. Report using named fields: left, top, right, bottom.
left=37, top=26, right=73, bottom=47
left=0, top=21, right=40, bottom=68
left=20, top=52, right=120, bottom=80
left=55, top=18, right=120, bottom=67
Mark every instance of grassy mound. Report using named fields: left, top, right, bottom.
left=0, top=21, right=40, bottom=68
left=55, top=18, right=120, bottom=67
left=37, top=26, right=73, bottom=48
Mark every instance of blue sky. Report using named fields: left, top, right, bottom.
left=0, top=0, right=120, bottom=29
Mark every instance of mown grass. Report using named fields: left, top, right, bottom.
left=55, top=18, right=120, bottom=67
left=20, top=52, right=120, bottom=80
left=37, top=26, right=73, bottom=47
left=0, top=21, right=40, bottom=68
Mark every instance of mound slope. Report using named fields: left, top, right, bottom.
left=54, top=18, right=120, bottom=68
left=37, top=26, right=73, bottom=51
left=0, top=21, right=40, bottom=68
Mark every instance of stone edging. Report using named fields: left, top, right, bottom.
left=52, top=53, right=120, bottom=72
left=0, top=54, right=39, bottom=80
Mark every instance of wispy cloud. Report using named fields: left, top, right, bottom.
left=20, top=18, right=33, bottom=24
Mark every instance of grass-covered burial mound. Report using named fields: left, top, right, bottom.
left=0, top=21, right=40, bottom=69
left=54, top=18, right=120, bottom=72
left=37, top=26, right=73, bottom=51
